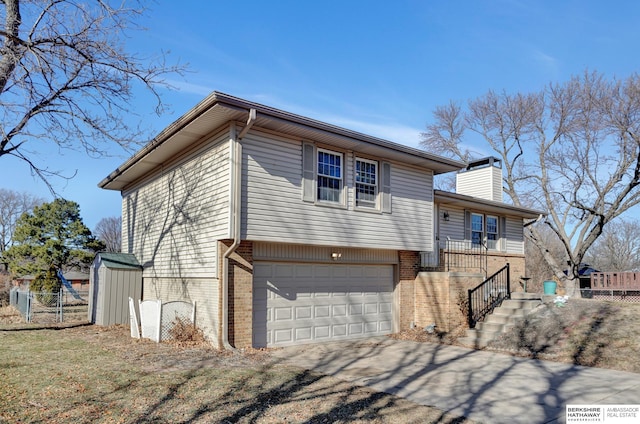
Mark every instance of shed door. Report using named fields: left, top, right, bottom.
left=252, top=262, right=394, bottom=347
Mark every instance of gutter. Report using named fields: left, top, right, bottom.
left=214, top=92, right=466, bottom=171
left=221, top=109, right=256, bottom=350
left=98, top=93, right=245, bottom=189
left=524, top=213, right=545, bottom=227
left=100, top=91, right=465, bottom=190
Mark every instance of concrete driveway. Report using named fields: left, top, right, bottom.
left=270, top=337, right=640, bottom=423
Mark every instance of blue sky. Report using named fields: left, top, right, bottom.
left=4, top=0, right=640, bottom=230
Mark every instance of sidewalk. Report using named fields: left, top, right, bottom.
left=270, top=337, right=640, bottom=423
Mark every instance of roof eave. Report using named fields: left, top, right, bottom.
left=100, top=92, right=467, bottom=191
left=434, top=190, right=547, bottom=219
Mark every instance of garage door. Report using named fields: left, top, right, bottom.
left=252, top=262, right=394, bottom=347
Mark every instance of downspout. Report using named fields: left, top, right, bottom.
left=222, top=109, right=256, bottom=349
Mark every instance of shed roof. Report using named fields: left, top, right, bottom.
left=97, top=252, right=141, bottom=270
left=99, top=92, right=467, bottom=191
left=63, top=271, right=89, bottom=280
left=17, top=271, right=89, bottom=281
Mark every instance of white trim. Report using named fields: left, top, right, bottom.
left=355, top=157, right=379, bottom=209
left=317, top=147, right=345, bottom=205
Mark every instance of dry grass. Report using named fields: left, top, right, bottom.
left=0, top=306, right=23, bottom=325
left=2, top=298, right=639, bottom=423
left=392, top=297, right=640, bottom=374
left=0, top=325, right=474, bottom=424
left=486, top=298, right=640, bottom=373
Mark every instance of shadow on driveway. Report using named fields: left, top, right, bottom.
left=270, top=337, right=640, bottom=424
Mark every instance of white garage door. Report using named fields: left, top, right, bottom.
left=252, top=262, right=394, bottom=347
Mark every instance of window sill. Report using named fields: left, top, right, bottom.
left=354, top=206, right=383, bottom=214
left=314, top=201, right=348, bottom=210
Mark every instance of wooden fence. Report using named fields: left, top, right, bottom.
left=588, top=272, right=640, bottom=302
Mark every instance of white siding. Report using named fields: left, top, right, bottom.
left=254, top=242, right=398, bottom=264
left=241, top=130, right=434, bottom=251
left=505, top=216, right=525, bottom=254
left=143, top=277, right=220, bottom=345
left=456, top=166, right=503, bottom=202
left=121, top=131, right=230, bottom=279
left=437, top=206, right=525, bottom=255
left=438, top=206, right=466, bottom=243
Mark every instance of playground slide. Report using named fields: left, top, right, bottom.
left=57, top=270, right=83, bottom=300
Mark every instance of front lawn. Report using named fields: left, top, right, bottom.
left=0, top=324, right=473, bottom=423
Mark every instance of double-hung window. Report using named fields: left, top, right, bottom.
left=302, top=143, right=390, bottom=212
left=355, top=158, right=378, bottom=208
left=467, top=212, right=502, bottom=250
left=486, top=215, right=499, bottom=249
left=471, top=213, right=484, bottom=246
left=317, top=149, right=343, bottom=203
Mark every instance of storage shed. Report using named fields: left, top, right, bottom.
left=89, top=252, right=142, bottom=325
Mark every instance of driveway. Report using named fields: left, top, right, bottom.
left=270, top=337, right=640, bottom=423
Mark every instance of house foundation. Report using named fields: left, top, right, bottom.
left=414, top=272, right=484, bottom=332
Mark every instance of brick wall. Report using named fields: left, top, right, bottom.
left=398, top=251, right=420, bottom=331
left=219, top=240, right=254, bottom=348
left=487, top=253, right=526, bottom=291
left=414, top=272, right=484, bottom=332
left=414, top=253, right=526, bottom=332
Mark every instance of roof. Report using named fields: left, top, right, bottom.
left=99, top=92, right=467, bottom=191
left=434, top=190, right=546, bottom=219
left=17, top=271, right=88, bottom=280
left=96, top=252, right=142, bottom=270
left=63, top=271, right=89, bottom=280
left=463, top=156, right=502, bottom=171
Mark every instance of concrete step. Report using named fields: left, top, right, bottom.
left=511, top=292, right=543, bottom=301
left=484, top=313, right=521, bottom=325
left=475, top=321, right=515, bottom=333
left=460, top=293, right=542, bottom=348
left=500, top=299, right=541, bottom=309
left=493, top=306, right=533, bottom=317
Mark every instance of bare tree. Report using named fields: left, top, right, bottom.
left=94, top=216, right=121, bottom=253
left=524, top=224, right=566, bottom=292
left=0, top=0, right=185, bottom=190
left=422, top=71, right=640, bottom=295
left=584, top=219, right=640, bottom=272
left=0, top=188, right=43, bottom=253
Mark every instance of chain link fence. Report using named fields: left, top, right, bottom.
left=9, top=287, right=90, bottom=324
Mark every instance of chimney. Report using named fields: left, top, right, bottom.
left=456, top=157, right=503, bottom=202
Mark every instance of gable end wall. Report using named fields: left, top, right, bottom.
left=121, top=129, right=231, bottom=279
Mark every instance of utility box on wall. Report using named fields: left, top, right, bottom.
left=89, top=252, right=142, bottom=326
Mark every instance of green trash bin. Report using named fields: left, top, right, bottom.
left=543, top=280, right=557, bottom=295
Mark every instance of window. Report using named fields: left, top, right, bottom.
left=317, top=149, right=342, bottom=203
left=355, top=158, right=378, bottom=208
left=302, top=143, right=390, bottom=212
left=471, top=213, right=484, bottom=246
left=467, top=212, right=502, bottom=250
left=486, top=216, right=498, bottom=249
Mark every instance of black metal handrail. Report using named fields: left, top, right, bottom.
left=420, top=238, right=488, bottom=275
left=468, top=263, right=510, bottom=328
left=445, top=239, right=487, bottom=275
